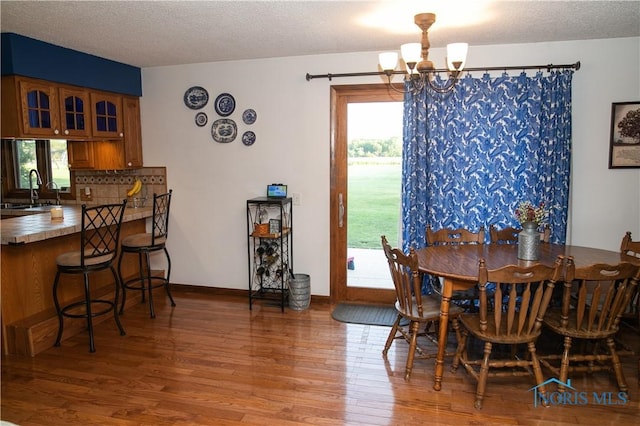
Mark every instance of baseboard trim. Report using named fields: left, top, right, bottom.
left=170, top=283, right=330, bottom=304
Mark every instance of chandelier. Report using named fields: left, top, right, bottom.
left=378, top=13, right=468, bottom=94
left=305, top=12, right=580, bottom=86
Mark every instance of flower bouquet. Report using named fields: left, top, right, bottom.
left=514, top=201, right=547, bottom=260
left=514, top=201, right=547, bottom=226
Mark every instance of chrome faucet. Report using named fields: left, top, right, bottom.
left=46, top=181, right=61, bottom=205
left=29, top=169, right=43, bottom=207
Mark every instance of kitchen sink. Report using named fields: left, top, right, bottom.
left=0, top=203, right=32, bottom=209
left=1, top=202, right=54, bottom=210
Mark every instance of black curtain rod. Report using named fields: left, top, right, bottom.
left=305, top=61, right=581, bottom=81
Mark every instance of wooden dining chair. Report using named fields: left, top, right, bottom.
left=620, top=232, right=640, bottom=321
left=540, top=257, right=640, bottom=396
left=488, top=224, right=519, bottom=244
left=620, top=231, right=640, bottom=385
left=426, top=225, right=485, bottom=311
left=381, top=236, right=463, bottom=381
left=617, top=232, right=640, bottom=330
left=452, top=255, right=564, bottom=409
left=489, top=224, right=551, bottom=244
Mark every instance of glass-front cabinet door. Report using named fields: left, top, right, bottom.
left=18, top=79, right=61, bottom=137
left=91, top=92, right=123, bottom=139
left=59, top=87, right=91, bottom=138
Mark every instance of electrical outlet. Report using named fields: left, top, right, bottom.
left=292, top=193, right=301, bottom=205
left=81, top=186, right=92, bottom=201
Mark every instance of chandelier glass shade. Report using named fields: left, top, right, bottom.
left=378, top=13, right=468, bottom=94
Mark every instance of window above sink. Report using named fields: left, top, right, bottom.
left=1, top=138, right=72, bottom=203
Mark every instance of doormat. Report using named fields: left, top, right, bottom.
left=331, top=303, right=404, bottom=327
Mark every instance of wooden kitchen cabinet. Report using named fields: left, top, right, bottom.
left=122, top=96, right=143, bottom=168
left=1, top=76, right=93, bottom=139
left=2, top=75, right=143, bottom=170
left=68, top=97, right=143, bottom=170
left=90, top=92, right=123, bottom=139
left=1, top=76, right=60, bottom=138
left=59, top=86, right=91, bottom=138
left=67, top=140, right=95, bottom=169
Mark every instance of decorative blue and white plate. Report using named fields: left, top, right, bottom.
left=242, top=131, right=256, bottom=146
left=183, top=86, right=209, bottom=110
left=214, top=93, right=236, bottom=117
left=195, top=112, right=208, bottom=127
left=242, top=109, right=257, bottom=125
left=211, top=119, right=237, bottom=143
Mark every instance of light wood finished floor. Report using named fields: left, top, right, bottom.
left=2, top=288, right=639, bottom=425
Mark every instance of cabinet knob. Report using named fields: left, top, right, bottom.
left=54, top=129, right=60, bottom=135
left=127, top=162, right=132, bottom=167
left=119, top=132, right=124, bottom=137
left=64, top=129, right=69, bottom=135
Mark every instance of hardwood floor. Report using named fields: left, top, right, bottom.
left=2, top=288, right=639, bottom=425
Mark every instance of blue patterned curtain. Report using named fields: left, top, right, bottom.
left=401, top=70, right=573, bottom=253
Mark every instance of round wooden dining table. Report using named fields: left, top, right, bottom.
left=414, top=243, right=640, bottom=391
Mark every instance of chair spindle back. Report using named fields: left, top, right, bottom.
left=477, top=256, right=564, bottom=337
left=426, top=225, right=485, bottom=246
left=382, top=236, right=424, bottom=318
left=560, top=257, right=639, bottom=333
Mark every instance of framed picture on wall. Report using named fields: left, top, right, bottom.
left=609, top=101, right=640, bottom=169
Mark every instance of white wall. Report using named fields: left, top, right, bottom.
left=141, top=37, right=640, bottom=295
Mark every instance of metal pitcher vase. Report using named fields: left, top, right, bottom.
left=518, top=221, right=540, bottom=261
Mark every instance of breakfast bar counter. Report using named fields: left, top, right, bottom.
left=1, top=205, right=153, bottom=245
left=1, top=205, right=153, bottom=356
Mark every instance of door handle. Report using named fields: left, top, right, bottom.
left=338, top=193, right=344, bottom=228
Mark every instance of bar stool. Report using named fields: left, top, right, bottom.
left=53, top=201, right=127, bottom=353
left=118, top=190, right=175, bottom=318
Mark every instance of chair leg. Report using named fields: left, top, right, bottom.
left=145, top=251, right=156, bottom=318
left=450, top=318, right=461, bottom=349
left=474, top=341, right=492, bottom=409
left=558, top=336, right=572, bottom=392
left=383, top=314, right=401, bottom=356
left=163, top=247, right=176, bottom=307
left=451, top=326, right=468, bottom=373
left=110, top=265, right=126, bottom=336
left=606, top=337, right=628, bottom=395
left=83, top=273, right=96, bottom=353
left=528, top=342, right=549, bottom=407
left=117, top=250, right=126, bottom=314
left=138, top=252, right=147, bottom=302
left=404, top=320, right=420, bottom=381
left=52, top=271, right=64, bottom=347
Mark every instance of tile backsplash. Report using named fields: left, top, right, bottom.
left=74, top=167, right=167, bottom=207
left=2, top=167, right=167, bottom=208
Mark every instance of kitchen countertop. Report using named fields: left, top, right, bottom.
left=1, top=205, right=153, bottom=245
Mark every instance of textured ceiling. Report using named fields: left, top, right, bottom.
left=1, top=0, right=639, bottom=68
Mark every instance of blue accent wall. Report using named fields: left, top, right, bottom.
left=1, top=33, right=142, bottom=96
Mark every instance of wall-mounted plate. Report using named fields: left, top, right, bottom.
left=183, top=86, right=209, bottom=110
left=211, top=118, right=237, bottom=143
left=214, top=93, right=235, bottom=117
left=242, top=108, right=257, bottom=125
left=242, top=131, right=256, bottom=146
left=195, top=112, right=208, bottom=127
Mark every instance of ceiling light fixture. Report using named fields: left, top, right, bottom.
left=305, top=12, right=581, bottom=86
left=378, top=13, right=467, bottom=95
